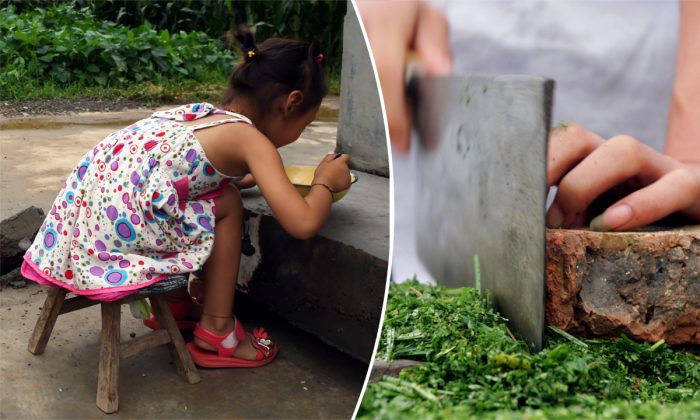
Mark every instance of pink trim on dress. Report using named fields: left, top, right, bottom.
left=173, top=177, right=190, bottom=201
left=21, top=257, right=173, bottom=302
left=195, top=187, right=226, bottom=201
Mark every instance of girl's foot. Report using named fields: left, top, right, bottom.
left=194, top=315, right=263, bottom=361
left=187, top=316, right=277, bottom=368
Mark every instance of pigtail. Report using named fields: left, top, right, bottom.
left=235, top=25, right=257, bottom=62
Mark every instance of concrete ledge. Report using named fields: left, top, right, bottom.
left=546, top=227, right=700, bottom=345
left=238, top=171, right=389, bottom=361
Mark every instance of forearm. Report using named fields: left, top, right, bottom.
left=299, top=187, right=333, bottom=237
left=666, top=0, right=700, bottom=167
left=272, top=188, right=332, bottom=240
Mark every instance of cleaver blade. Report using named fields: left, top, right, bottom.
left=411, top=74, right=553, bottom=351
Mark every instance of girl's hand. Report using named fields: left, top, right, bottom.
left=313, top=153, right=352, bottom=193
left=547, top=123, right=700, bottom=231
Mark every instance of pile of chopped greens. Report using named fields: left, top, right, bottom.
left=359, top=281, right=700, bottom=419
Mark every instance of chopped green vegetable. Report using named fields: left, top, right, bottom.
left=359, top=281, right=700, bottom=419
left=548, top=326, right=589, bottom=348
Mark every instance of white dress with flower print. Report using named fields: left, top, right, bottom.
left=22, top=103, right=250, bottom=301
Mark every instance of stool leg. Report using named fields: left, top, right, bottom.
left=96, top=301, right=121, bottom=414
left=150, top=296, right=201, bottom=384
left=28, top=286, right=67, bottom=355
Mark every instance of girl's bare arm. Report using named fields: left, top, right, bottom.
left=236, top=126, right=351, bottom=240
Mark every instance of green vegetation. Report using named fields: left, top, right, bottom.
left=96, top=0, right=345, bottom=76
left=0, top=5, right=233, bottom=100
left=3, top=0, right=345, bottom=76
left=0, top=1, right=345, bottom=103
left=359, top=281, right=700, bottom=419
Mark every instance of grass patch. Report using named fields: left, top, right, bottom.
left=3, top=70, right=340, bottom=106
left=359, top=281, right=700, bottom=419
left=1, top=73, right=228, bottom=106
left=328, top=71, right=341, bottom=97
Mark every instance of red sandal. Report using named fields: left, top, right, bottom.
left=186, top=318, right=278, bottom=368
left=143, top=296, right=198, bottom=331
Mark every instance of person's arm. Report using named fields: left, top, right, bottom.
left=666, top=0, right=700, bottom=171
left=239, top=126, right=351, bottom=240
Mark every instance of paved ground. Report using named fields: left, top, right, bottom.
left=0, top=284, right=366, bottom=418
left=0, top=101, right=378, bottom=418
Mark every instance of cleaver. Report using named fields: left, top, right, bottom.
left=410, top=74, right=553, bottom=351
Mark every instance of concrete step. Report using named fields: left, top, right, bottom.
left=239, top=171, right=389, bottom=362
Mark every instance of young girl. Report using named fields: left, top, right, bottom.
left=20, top=28, right=351, bottom=368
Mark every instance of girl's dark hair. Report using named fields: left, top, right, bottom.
left=222, top=25, right=327, bottom=118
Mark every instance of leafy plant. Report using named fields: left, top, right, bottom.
left=1, top=0, right=346, bottom=76
left=0, top=4, right=234, bottom=99
left=359, top=281, right=700, bottom=419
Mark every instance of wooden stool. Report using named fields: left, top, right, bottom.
left=27, top=275, right=200, bottom=414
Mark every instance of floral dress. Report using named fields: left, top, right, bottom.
left=22, top=103, right=251, bottom=301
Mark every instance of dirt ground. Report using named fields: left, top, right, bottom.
left=0, top=97, right=145, bottom=117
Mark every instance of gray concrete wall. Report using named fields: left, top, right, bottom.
left=239, top=212, right=387, bottom=362
left=336, top=2, right=389, bottom=177
left=237, top=171, right=389, bottom=362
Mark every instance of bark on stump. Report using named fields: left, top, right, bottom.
left=546, top=227, right=700, bottom=345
